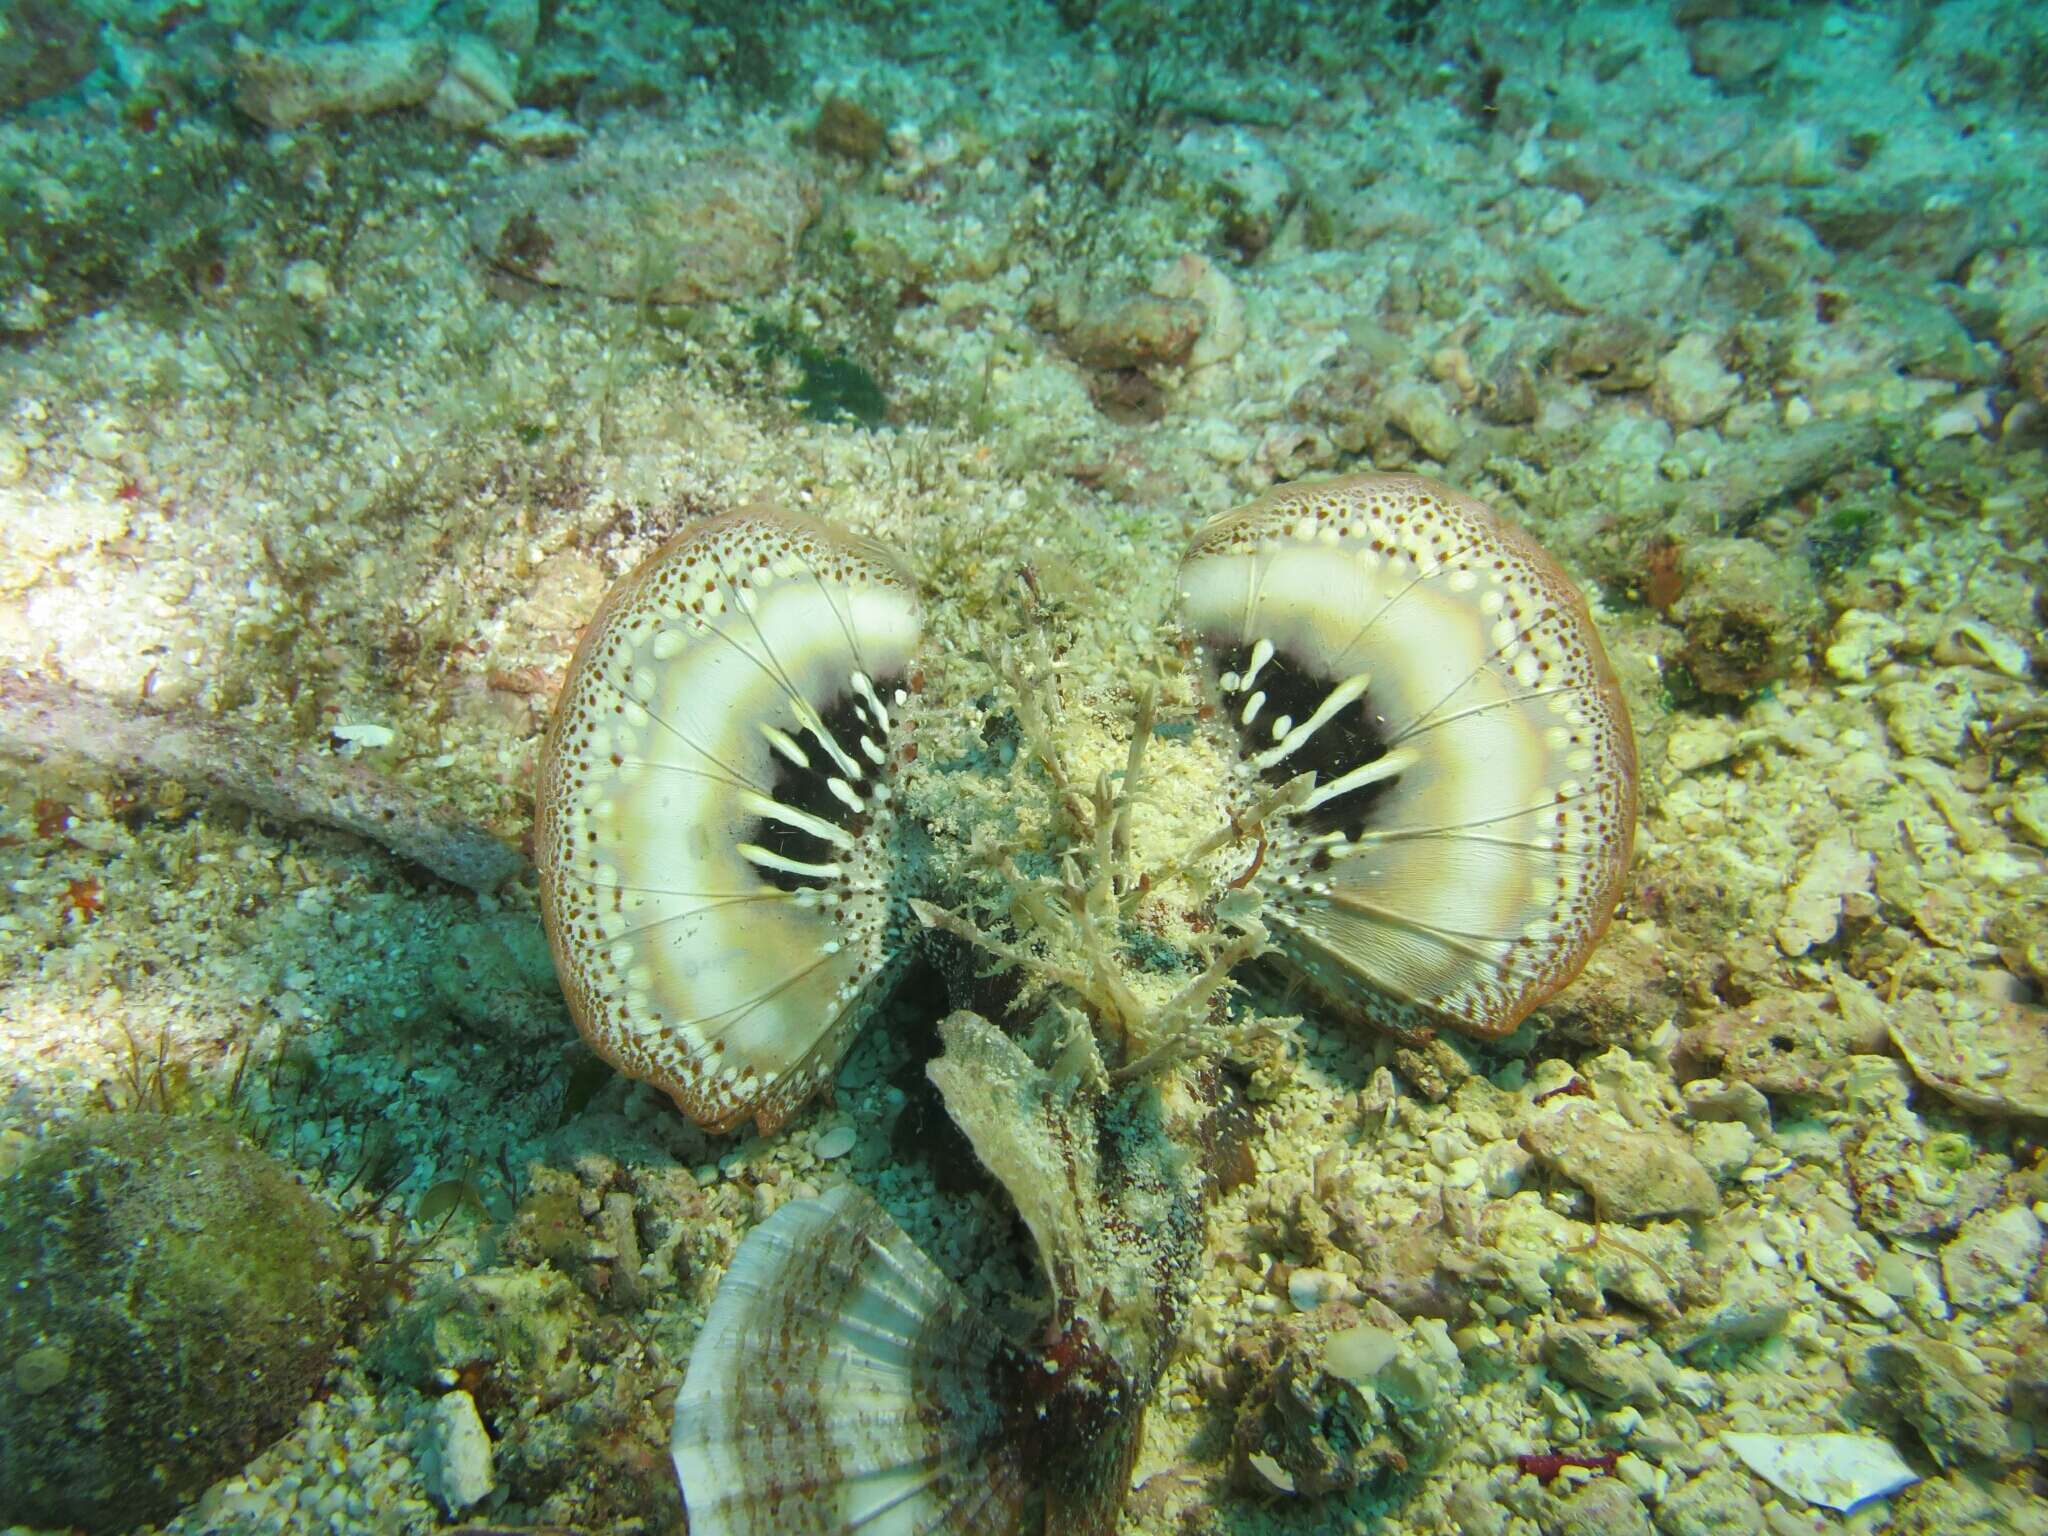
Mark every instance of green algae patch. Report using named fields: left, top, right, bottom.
left=0, top=1115, right=361, bottom=1533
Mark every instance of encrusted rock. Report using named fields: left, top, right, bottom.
left=1845, top=1071, right=2008, bottom=1240
left=1381, top=379, right=1464, bottom=460
left=2009, top=1321, right=2048, bottom=1432
left=473, top=136, right=819, bottom=303
left=1653, top=333, right=1742, bottom=428
left=1055, top=289, right=1206, bottom=371
left=814, top=95, right=885, bottom=162
left=1229, top=1339, right=1401, bottom=1497
left=1891, top=993, right=2048, bottom=1121
left=0, top=0, right=97, bottom=111
left=234, top=36, right=447, bottom=129
left=1327, top=1199, right=1481, bottom=1321
left=1825, top=608, right=1907, bottom=682
left=1669, top=537, right=1820, bottom=696
left=371, top=1266, right=591, bottom=1398
left=1559, top=317, right=1661, bottom=393
left=485, top=107, right=587, bottom=157
left=1652, top=1466, right=1764, bottom=1536
left=1522, top=1102, right=1720, bottom=1223
left=427, top=34, right=517, bottom=130
left=429, top=913, right=565, bottom=1046
left=1855, top=1336, right=2018, bottom=1467
left=1150, top=253, right=1245, bottom=370
left=1663, top=1268, right=1793, bottom=1358
left=1676, top=984, right=1891, bottom=1099
left=1685, top=18, right=1788, bottom=85
left=1939, top=1204, right=2044, bottom=1312
left=1540, top=1325, right=1667, bottom=1406
left=0, top=1116, right=361, bottom=1531
left=426, top=1389, right=496, bottom=1514
left=1544, top=1475, right=1654, bottom=1536
left=1882, top=1471, right=2048, bottom=1536
left=1173, top=123, right=1296, bottom=258
left=1773, top=833, right=1873, bottom=957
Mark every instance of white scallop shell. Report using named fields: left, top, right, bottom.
left=672, top=1184, right=1028, bottom=1535
left=536, top=505, right=922, bottom=1133
left=1175, top=473, right=1636, bottom=1039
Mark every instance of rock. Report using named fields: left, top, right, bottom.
left=483, top=0, right=539, bottom=53
left=1544, top=1476, right=1653, bottom=1536
left=1664, top=1269, right=1793, bottom=1357
left=234, top=36, right=447, bottom=129
left=1522, top=1102, right=1720, bottom=1223
left=1685, top=18, right=1788, bottom=85
left=813, top=1123, right=857, bottom=1160
left=427, top=34, right=516, bottom=131
left=0, top=1116, right=361, bottom=1531
left=472, top=135, right=819, bottom=303
left=1540, top=1326, right=1666, bottom=1406
left=1856, top=1336, right=2018, bottom=1467
left=1173, top=123, right=1296, bottom=258
left=0, top=0, right=97, bottom=111
left=0, top=431, right=26, bottom=484
left=1883, top=1471, right=2048, bottom=1536
left=1149, top=253, right=1244, bottom=370
left=1825, top=609, right=1906, bottom=682
left=1652, top=333, right=1741, bottom=428
left=1057, top=290, right=1205, bottom=371
left=1890, top=993, right=2048, bottom=1121
left=1939, top=1205, right=2044, bottom=1312
left=1652, top=1467, right=1764, bottom=1536
left=814, top=95, right=885, bottom=162
left=1669, top=537, right=1820, bottom=696
left=1226, top=1321, right=1410, bottom=1497
left=282, top=258, right=333, bottom=305
left=1559, top=317, right=1661, bottom=392
left=1774, top=833, right=1873, bottom=956
left=427, top=1389, right=496, bottom=1513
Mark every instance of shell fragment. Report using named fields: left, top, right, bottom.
left=1720, top=1432, right=1918, bottom=1513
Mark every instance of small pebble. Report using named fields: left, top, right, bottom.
left=1287, top=1266, right=1345, bottom=1311
left=814, top=1124, right=857, bottom=1160
left=426, top=1389, right=494, bottom=1514
left=283, top=259, right=333, bottom=304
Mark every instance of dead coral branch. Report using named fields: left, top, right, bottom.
left=0, top=673, right=526, bottom=893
